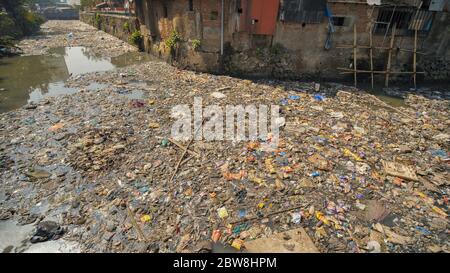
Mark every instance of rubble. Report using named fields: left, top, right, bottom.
left=0, top=20, right=449, bottom=253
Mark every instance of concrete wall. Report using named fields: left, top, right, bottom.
left=80, top=12, right=139, bottom=45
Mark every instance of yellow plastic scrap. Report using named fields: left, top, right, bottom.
left=432, top=206, right=448, bottom=218
left=315, top=211, right=330, bottom=226
left=343, top=148, right=363, bottom=162
left=231, top=239, right=244, bottom=250
left=415, top=191, right=434, bottom=205
left=140, top=215, right=152, bottom=223
left=217, top=207, right=229, bottom=219
left=265, top=158, right=276, bottom=174
left=258, top=202, right=265, bottom=209
left=248, top=171, right=265, bottom=186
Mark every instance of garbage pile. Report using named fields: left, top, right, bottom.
left=1, top=19, right=449, bottom=253
left=1, top=58, right=448, bottom=253
left=18, top=20, right=136, bottom=57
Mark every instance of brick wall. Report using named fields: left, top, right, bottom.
left=85, top=1, right=450, bottom=82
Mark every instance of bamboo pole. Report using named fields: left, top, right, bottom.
left=413, top=29, right=418, bottom=89
left=336, top=45, right=424, bottom=55
left=340, top=71, right=425, bottom=74
left=353, top=24, right=357, bottom=87
left=338, top=68, right=425, bottom=74
left=385, top=24, right=396, bottom=87
left=369, top=25, right=374, bottom=89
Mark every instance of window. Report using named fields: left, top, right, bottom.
left=374, top=8, right=434, bottom=36
left=332, top=17, right=345, bottom=26
left=189, top=0, right=193, bottom=11
left=332, top=16, right=351, bottom=27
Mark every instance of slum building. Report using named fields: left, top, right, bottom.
left=82, top=0, right=450, bottom=83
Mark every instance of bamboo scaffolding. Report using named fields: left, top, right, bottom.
left=337, top=11, right=424, bottom=89
left=385, top=23, right=397, bottom=87
left=412, top=1, right=423, bottom=89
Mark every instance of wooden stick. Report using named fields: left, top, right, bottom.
left=168, top=138, right=200, bottom=157
left=353, top=24, right=358, bottom=87
left=338, top=68, right=425, bottom=74
left=367, top=94, right=411, bottom=118
left=369, top=25, right=374, bottom=89
left=126, top=205, right=148, bottom=242
left=413, top=29, right=418, bottom=89
left=180, top=155, right=194, bottom=167
left=169, top=119, right=205, bottom=183
left=169, top=137, right=194, bottom=183
left=385, top=24, right=396, bottom=87
left=337, top=45, right=425, bottom=55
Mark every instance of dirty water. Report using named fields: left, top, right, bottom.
left=0, top=46, right=153, bottom=113
left=0, top=220, right=34, bottom=253
left=0, top=220, right=81, bottom=253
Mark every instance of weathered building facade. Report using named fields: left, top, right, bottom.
left=83, top=0, right=450, bottom=83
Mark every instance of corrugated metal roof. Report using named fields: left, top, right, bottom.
left=280, top=0, right=327, bottom=24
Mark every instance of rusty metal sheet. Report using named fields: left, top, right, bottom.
left=249, top=0, right=280, bottom=35
left=280, top=0, right=326, bottom=24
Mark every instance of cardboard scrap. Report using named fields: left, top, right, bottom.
left=373, top=223, right=412, bottom=245
left=381, top=160, right=418, bottom=181
left=308, top=153, right=332, bottom=171
left=244, top=228, right=319, bottom=253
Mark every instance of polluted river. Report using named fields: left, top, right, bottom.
left=0, top=46, right=152, bottom=113
left=0, top=20, right=448, bottom=253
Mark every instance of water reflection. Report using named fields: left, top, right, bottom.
left=0, top=47, right=154, bottom=113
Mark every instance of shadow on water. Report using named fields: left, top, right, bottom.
left=0, top=47, right=154, bottom=113
left=233, top=74, right=449, bottom=108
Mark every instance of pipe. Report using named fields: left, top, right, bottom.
left=220, top=0, right=224, bottom=55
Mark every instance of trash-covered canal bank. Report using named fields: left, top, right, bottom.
left=0, top=20, right=449, bottom=253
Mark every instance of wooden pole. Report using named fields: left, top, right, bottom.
left=338, top=68, right=425, bottom=74
left=353, top=24, right=358, bottom=87
left=385, top=24, right=396, bottom=87
left=336, top=45, right=425, bottom=55
left=369, top=25, right=374, bottom=89
left=413, top=29, right=418, bottom=89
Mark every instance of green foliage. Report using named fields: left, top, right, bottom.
left=129, top=30, right=142, bottom=47
left=0, top=35, right=15, bottom=48
left=0, top=13, right=19, bottom=37
left=256, top=47, right=264, bottom=58
left=123, top=22, right=130, bottom=32
left=95, top=12, right=102, bottom=29
left=0, top=1, right=45, bottom=51
left=21, top=10, right=45, bottom=36
left=165, top=30, right=181, bottom=53
left=191, top=39, right=201, bottom=51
